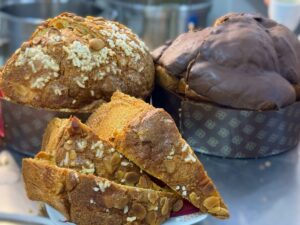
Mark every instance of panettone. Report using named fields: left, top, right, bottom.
left=152, top=13, right=300, bottom=110
left=1, top=12, right=154, bottom=112
left=40, top=116, right=166, bottom=191
left=23, top=158, right=179, bottom=225
left=87, top=92, right=229, bottom=219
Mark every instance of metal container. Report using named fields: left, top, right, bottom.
left=107, top=0, right=212, bottom=49
left=0, top=0, right=110, bottom=59
left=1, top=99, right=90, bottom=156
left=153, top=85, right=300, bottom=159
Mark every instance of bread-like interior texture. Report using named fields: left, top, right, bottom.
left=40, top=116, right=167, bottom=191
left=23, top=158, right=179, bottom=225
left=87, top=91, right=229, bottom=219
left=0, top=12, right=154, bottom=112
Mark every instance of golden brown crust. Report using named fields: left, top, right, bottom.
left=40, top=116, right=167, bottom=191
left=87, top=92, right=229, bottom=219
left=22, top=158, right=178, bottom=225
left=1, top=12, right=154, bottom=112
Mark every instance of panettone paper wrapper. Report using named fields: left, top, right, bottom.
left=2, top=100, right=90, bottom=156
left=152, top=86, right=300, bottom=158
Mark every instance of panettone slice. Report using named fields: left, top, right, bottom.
left=23, top=158, right=179, bottom=225
left=87, top=92, right=229, bottom=219
left=40, top=116, right=165, bottom=191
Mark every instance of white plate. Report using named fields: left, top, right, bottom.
left=46, top=204, right=207, bottom=225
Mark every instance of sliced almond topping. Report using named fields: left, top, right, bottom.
left=160, top=197, right=170, bottom=216
left=146, top=211, right=157, bottom=225
left=131, top=203, right=146, bottom=220
left=163, top=160, right=176, bottom=174
left=172, top=199, right=184, bottom=212
left=124, top=172, right=139, bottom=185
left=203, top=196, right=221, bottom=210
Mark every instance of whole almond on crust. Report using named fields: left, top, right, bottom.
left=131, top=203, right=147, bottom=220
left=89, top=38, right=105, bottom=51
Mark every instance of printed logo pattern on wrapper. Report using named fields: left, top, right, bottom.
left=179, top=100, right=300, bottom=158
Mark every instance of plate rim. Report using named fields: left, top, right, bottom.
left=46, top=204, right=208, bottom=225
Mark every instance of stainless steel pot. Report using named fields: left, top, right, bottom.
left=0, top=0, right=112, bottom=60
left=108, top=0, right=212, bottom=49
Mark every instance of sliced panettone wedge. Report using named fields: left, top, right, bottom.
left=23, top=158, right=179, bottom=225
left=40, top=116, right=166, bottom=191
left=87, top=92, right=229, bottom=219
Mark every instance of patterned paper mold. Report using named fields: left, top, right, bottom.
left=152, top=86, right=300, bottom=158
left=1, top=100, right=89, bottom=156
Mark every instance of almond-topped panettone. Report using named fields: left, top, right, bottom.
left=40, top=116, right=166, bottom=191
left=23, top=158, right=179, bottom=225
left=87, top=92, right=229, bottom=219
left=152, top=13, right=300, bottom=111
left=0, top=12, right=154, bottom=112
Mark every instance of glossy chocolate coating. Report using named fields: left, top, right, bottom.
left=153, top=13, right=300, bottom=110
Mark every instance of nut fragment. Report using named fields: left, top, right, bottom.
left=147, top=192, right=159, bottom=204
left=63, top=141, right=72, bottom=150
left=69, top=150, right=77, bottom=160
left=189, top=192, right=201, bottom=207
left=104, top=159, right=114, bottom=174
left=114, top=196, right=129, bottom=209
left=66, top=172, right=79, bottom=191
left=160, top=197, right=170, bottom=216
left=172, top=199, right=183, bottom=212
left=54, top=182, right=64, bottom=195
left=214, top=207, right=230, bottom=219
left=111, top=152, right=121, bottom=168
left=137, top=176, right=150, bottom=189
left=54, top=22, right=64, bottom=29
left=115, top=170, right=125, bottom=180
left=145, top=211, right=157, bottom=225
left=124, top=172, right=140, bottom=185
left=163, top=160, right=176, bottom=174
left=89, top=38, right=105, bottom=51
left=131, top=203, right=146, bottom=220
left=203, top=196, right=220, bottom=210
left=208, top=206, right=229, bottom=218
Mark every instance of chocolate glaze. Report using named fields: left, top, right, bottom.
left=153, top=13, right=300, bottom=110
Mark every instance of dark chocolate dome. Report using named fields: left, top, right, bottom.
left=153, top=13, right=300, bottom=110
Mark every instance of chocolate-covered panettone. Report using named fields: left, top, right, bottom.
left=152, top=13, right=300, bottom=111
